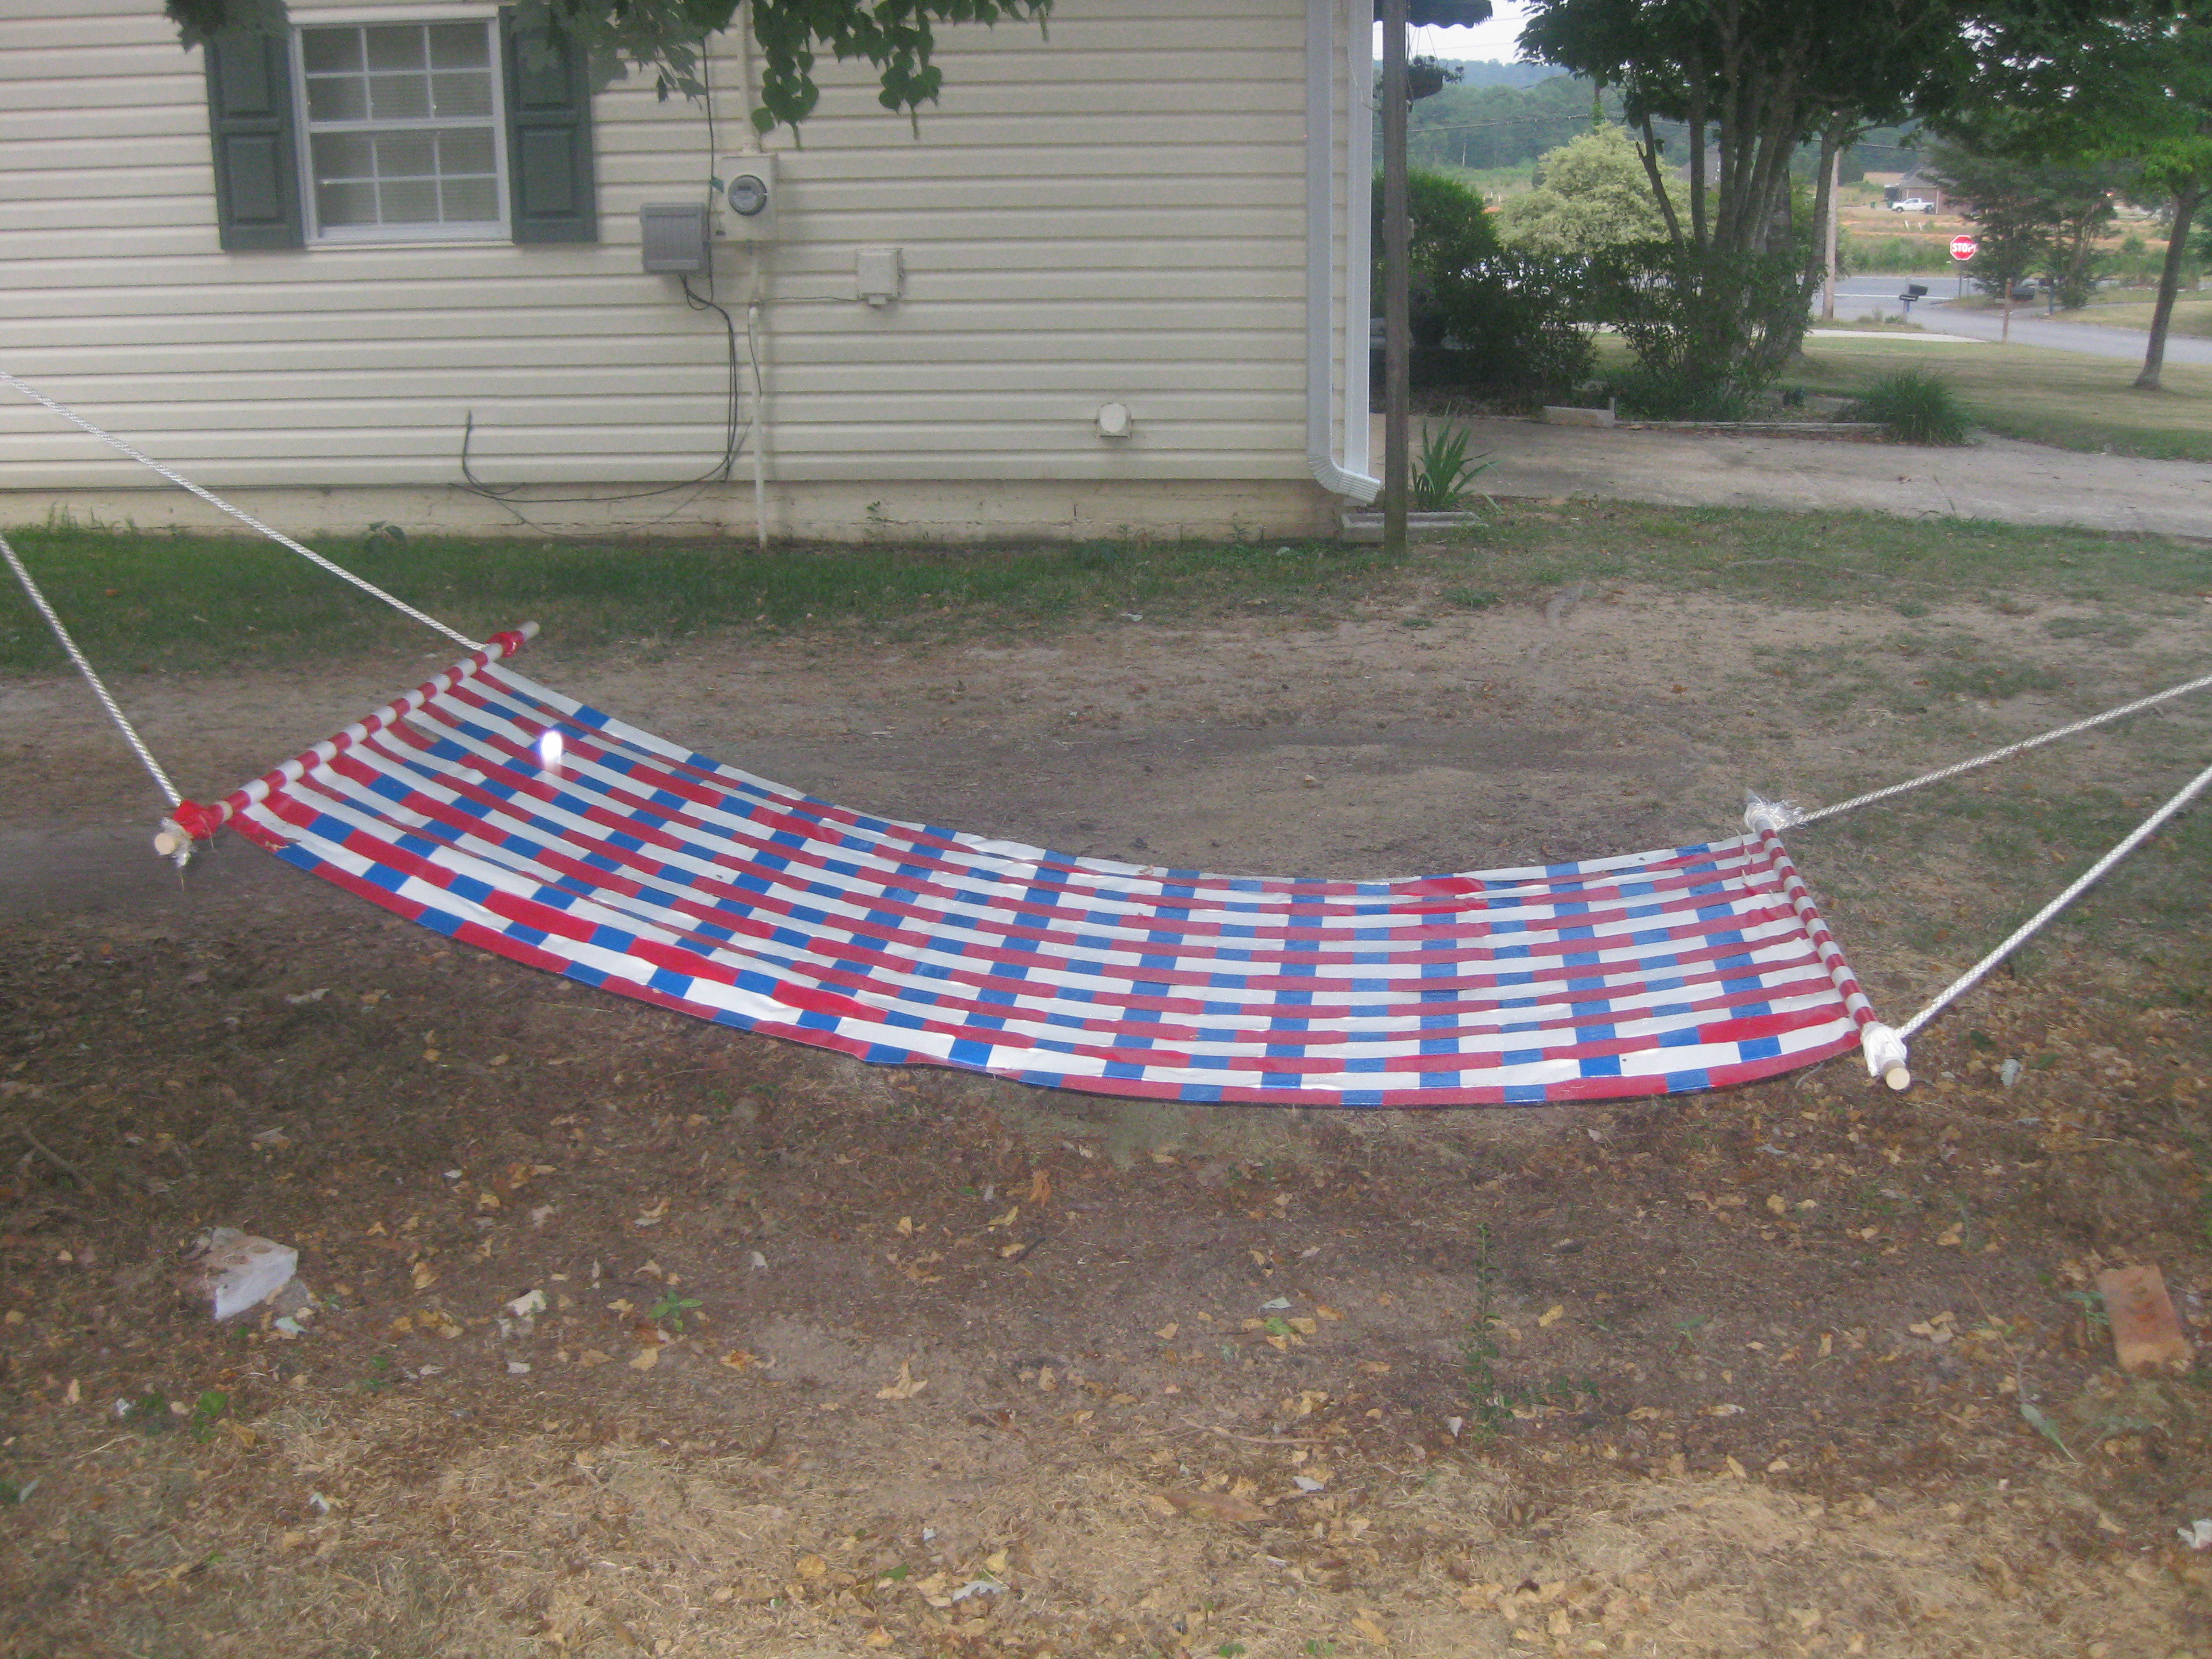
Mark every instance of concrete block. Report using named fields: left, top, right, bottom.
left=1541, top=405, right=1616, bottom=428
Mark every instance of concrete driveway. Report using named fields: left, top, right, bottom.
left=1404, top=416, right=2212, bottom=539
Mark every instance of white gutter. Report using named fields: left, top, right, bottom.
left=1305, top=0, right=1379, bottom=503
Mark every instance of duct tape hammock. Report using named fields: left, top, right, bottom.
left=7, top=372, right=2210, bottom=1107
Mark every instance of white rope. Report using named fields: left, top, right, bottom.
left=1898, top=754, right=2212, bottom=1042
left=1, top=527, right=183, bottom=811
left=0, top=371, right=481, bottom=652
left=1790, top=666, right=2212, bottom=827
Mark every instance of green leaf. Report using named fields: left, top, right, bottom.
left=2018, top=1401, right=2075, bottom=1461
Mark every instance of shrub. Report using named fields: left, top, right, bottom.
left=1377, top=170, right=1596, bottom=407
left=1850, top=369, right=1973, bottom=445
left=1584, top=241, right=1812, bottom=419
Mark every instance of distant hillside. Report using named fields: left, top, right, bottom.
left=1402, top=73, right=1605, bottom=175
left=1397, top=73, right=1922, bottom=189
left=1433, top=59, right=1556, bottom=89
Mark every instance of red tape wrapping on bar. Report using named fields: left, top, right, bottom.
left=171, top=799, right=227, bottom=842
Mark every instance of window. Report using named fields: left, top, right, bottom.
left=298, top=21, right=505, bottom=240
left=202, top=7, right=596, bottom=251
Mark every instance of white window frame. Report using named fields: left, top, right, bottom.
left=289, top=7, right=510, bottom=245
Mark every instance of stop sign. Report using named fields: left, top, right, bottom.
left=1950, top=234, right=1978, bottom=262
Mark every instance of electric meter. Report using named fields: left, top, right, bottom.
left=715, top=155, right=777, bottom=240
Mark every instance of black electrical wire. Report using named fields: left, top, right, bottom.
left=456, top=275, right=744, bottom=506
left=457, top=34, right=748, bottom=510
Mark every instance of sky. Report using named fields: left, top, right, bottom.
left=1373, top=1, right=1535, bottom=66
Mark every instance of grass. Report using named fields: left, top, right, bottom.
left=2057, top=293, right=2212, bottom=340
left=1790, top=337, right=2212, bottom=462
left=8, top=503, right=2210, bottom=681
left=0, top=517, right=1420, bottom=676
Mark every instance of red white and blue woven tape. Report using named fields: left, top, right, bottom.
left=195, top=637, right=1875, bottom=1106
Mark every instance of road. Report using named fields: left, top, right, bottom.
left=1816, top=273, right=2212, bottom=368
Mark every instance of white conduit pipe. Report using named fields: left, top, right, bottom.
left=1897, top=754, right=2212, bottom=1044
left=0, top=528, right=183, bottom=811
left=0, top=371, right=483, bottom=653
left=1304, top=0, right=1379, bottom=504
left=1790, top=665, right=2212, bottom=827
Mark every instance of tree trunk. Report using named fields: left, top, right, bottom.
left=1637, top=112, right=1684, bottom=245
left=2135, top=183, right=2201, bottom=392
left=1381, top=0, right=1410, bottom=553
left=1688, top=100, right=1707, bottom=247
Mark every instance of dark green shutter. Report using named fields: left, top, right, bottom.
left=203, top=29, right=303, bottom=250
left=501, top=7, right=598, bottom=243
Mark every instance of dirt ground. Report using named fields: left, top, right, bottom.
left=5, top=560, right=2211, bottom=1658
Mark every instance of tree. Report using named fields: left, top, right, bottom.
left=1378, top=169, right=1593, bottom=401
left=1519, top=0, right=1986, bottom=406
left=1925, top=141, right=2119, bottom=309
left=1495, top=125, right=1672, bottom=255
left=164, top=0, right=1054, bottom=132
left=1939, top=3, right=2212, bottom=389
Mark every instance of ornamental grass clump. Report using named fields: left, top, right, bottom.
left=1852, top=369, right=1973, bottom=446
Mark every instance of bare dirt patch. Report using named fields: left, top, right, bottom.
left=5, top=573, right=2210, bottom=1658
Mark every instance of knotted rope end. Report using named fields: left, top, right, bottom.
left=1744, top=791, right=1807, bottom=834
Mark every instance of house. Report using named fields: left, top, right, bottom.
left=1883, top=169, right=1950, bottom=214
left=0, top=0, right=1378, bottom=543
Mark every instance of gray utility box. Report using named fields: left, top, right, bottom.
left=639, top=203, right=710, bottom=274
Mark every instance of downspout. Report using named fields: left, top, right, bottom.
left=1342, top=0, right=1372, bottom=481
left=1305, top=0, right=1378, bottom=503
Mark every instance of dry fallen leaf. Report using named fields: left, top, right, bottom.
left=410, top=1261, right=439, bottom=1292
left=1538, top=1304, right=1565, bottom=1328
left=876, top=1360, right=929, bottom=1400
left=1162, top=1490, right=1268, bottom=1525
left=795, top=1554, right=827, bottom=1580
left=628, top=1347, right=661, bottom=1372
left=1351, top=1612, right=1389, bottom=1645
left=632, top=1197, right=671, bottom=1228
left=1029, top=1168, right=1052, bottom=1203
left=719, top=1349, right=757, bottom=1371
left=895, top=1215, right=914, bottom=1237
left=575, top=1349, right=613, bottom=1368
left=1155, top=1322, right=1179, bottom=1340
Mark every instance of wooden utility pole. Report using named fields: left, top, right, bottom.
left=1821, top=148, right=1839, bottom=322
left=1381, top=0, right=1410, bottom=556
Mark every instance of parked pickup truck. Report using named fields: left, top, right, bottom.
left=1889, top=197, right=1936, bottom=213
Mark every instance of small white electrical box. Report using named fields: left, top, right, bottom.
left=715, top=154, right=777, bottom=241
left=856, top=247, right=903, bottom=307
left=638, top=202, right=710, bottom=274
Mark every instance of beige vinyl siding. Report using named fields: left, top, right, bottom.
left=0, top=0, right=1339, bottom=506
